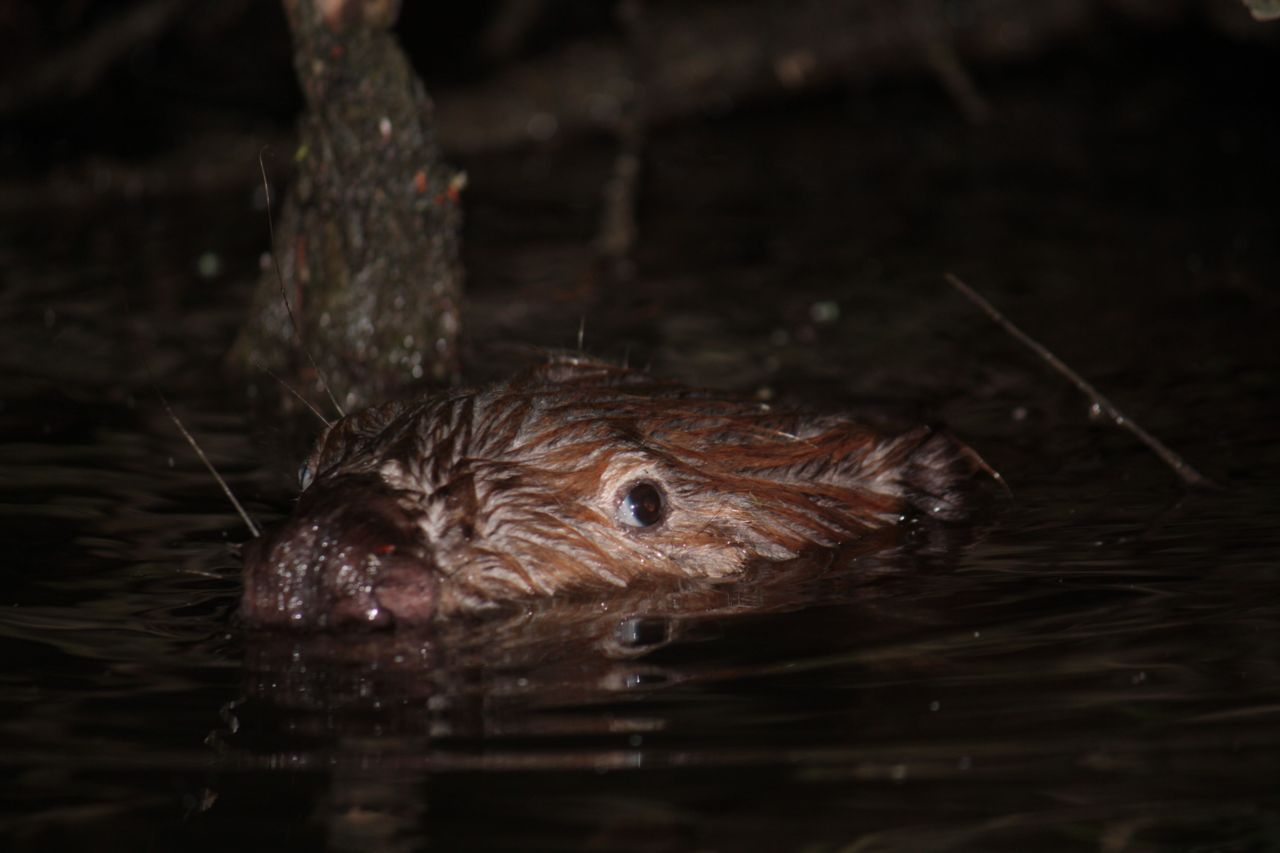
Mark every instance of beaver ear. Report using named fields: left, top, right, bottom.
left=895, top=429, right=980, bottom=521
left=807, top=426, right=978, bottom=522
left=309, top=399, right=407, bottom=476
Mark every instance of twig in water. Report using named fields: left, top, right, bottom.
left=944, top=273, right=1216, bottom=489
left=159, top=394, right=261, bottom=539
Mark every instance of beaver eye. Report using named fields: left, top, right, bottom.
left=617, top=481, right=665, bottom=529
left=298, top=460, right=314, bottom=490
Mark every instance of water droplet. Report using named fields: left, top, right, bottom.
left=809, top=300, right=840, bottom=324
left=196, top=251, right=222, bottom=279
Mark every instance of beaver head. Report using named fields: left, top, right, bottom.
left=241, top=356, right=976, bottom=629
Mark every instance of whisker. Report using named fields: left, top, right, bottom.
left=252, top=359, right=332, bottom=427
left=159, top=393, right=261, bottom=539
left=258, top=147, right=346, bottom=419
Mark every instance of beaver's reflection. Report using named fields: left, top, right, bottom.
left=227, top=526, right=976, bottom=851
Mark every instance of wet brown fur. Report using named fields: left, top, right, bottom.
left=242, top=355, right=976, bottom=628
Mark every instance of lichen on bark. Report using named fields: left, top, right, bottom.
left=234, top=0, right=463, bottom=411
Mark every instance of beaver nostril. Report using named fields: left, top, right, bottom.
left=326, top=593, right=396, bottom=630
left=241, top=474, right=438, bottom=629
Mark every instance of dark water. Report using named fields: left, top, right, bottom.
left=3, top=31, right=1279, bottom=852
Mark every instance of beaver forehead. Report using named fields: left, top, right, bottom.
left=373, top=429, right=681, bottom=508
left=354, top=392, right=849, bottom=492
left=317, top=359, right=883, bottom=502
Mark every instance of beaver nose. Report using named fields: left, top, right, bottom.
left=241, top=475, right=437, bottom=629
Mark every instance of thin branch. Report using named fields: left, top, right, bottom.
left=0, top=0, right=185, bottom=114
left=945, top=273, right=1217, bottom=489
left=920, top=36, right=990, bottom=125
left=594, top=0, right=649, bottom=279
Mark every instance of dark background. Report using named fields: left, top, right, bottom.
left=2, top=2, right=1279, bottom=851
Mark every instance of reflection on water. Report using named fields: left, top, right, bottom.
left=3, top=28, right=1280, bottom=853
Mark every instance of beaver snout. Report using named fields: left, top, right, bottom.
left=241, top=475, right=438, bottom=629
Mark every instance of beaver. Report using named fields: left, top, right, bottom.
left=241, top=355, right=979, bottom=629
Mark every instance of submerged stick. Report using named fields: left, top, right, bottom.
left=944, top=273, right=1216, bottom=489
left=160, top=394, right=262, bottom=539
